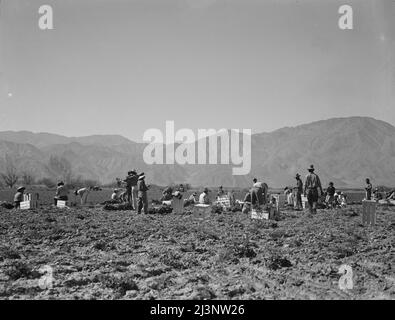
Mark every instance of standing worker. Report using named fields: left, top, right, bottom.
left=365, top=178, right=373, bottom=200
left=137, top=174, right=149, bottom=214
left=303, top=165, right=323, bottom=215
left=123, top=170, right=140, bottom=210
left=295, top=173, right=303, bottom=210
left=252, top=178, right=265, bottom=207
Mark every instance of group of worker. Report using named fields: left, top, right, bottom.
left=10, top=163, right=390, bottom=215
left=241, top=164, right=344, bottom=215
left=111, top=170, right=149, bottom=214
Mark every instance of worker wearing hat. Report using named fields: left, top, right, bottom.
left=123, top=169, right=140, bottom=209
left=14, top=186, right=26, bottom=209
left=295, top=173, right=303, bottom=210
left=54, top=181, right=69, bottom=206
left=137, top=174, right=149, bottom=214
left=199, top=188, right=211, bottom=204
left=303, top=165, right=323, bottom=214
left=188, top=192, right=198, bottom=204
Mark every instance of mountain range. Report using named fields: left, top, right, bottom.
left=1, top=117, right=395, bottom=188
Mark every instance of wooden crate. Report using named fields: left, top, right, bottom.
left=20, top=201, right=33, bottom=210
left=362, top=200, right=376, bottom=226
left=57, top=200, right=67, bottom=208
left=251, top=207, right=276, bottom=220
left=20, top=193, right=39, bottom=210
left=172, top=198, right=184, bottom=214
left=193, top=204, right=211, bottom=216
left=216, top=196, right=231, bottom=209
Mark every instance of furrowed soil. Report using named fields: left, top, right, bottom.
left=0, top=205, right=394, bottom=300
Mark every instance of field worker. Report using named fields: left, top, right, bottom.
left=137, top=174, right=149, bottom=214
left=217, top=186, right=225, bottom=198
left=251, top=178, right=264, bottom=207
left=227, top=190, right=236, bottom=206
left=386, top=189, right=395, bottom=200
left=14, top=186, right=25, bottom=209
left=74, top=186, right=92, bottom=205
left=111, top=189, right=120, bottom=201
left=325, top=182, right=336, bottom=208
left=123, top=170, right=140, bottom=210
left=242, top=192, right=252, bottom=213
left=253, top=178, right=268, bottom=205
left=365, top=178, right=372, bottom=200
left=199, top=188, right=211, bottom=204
left=119, top=190, right=128, bottom=203
left=373, top=187, right=383, bottom=201
left=303, top=165, right=323, bottom=214
left=295, top=173, right=303, bottom=210
left=188, top=192, right=198, bottom=203
left=284, top=187, right=293, bottom=206
left=161, top=186, right=173, bottom=201
left=339, top=192, right=347, bottom=208
left=54, top=181, right=69, bottom=206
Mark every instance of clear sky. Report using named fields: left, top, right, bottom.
left=0, top=0, right=394, bottom=141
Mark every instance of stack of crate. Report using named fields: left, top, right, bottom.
left=20, top=193, right=39, bottom=210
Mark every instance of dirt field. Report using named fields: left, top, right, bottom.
left=0, top=203, right=393, bottom=300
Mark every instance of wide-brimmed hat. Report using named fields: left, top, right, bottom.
left=308, top=165, right=315, bottom=172
left=192, top=192, right=197, bottom=196
left=17, top=186, right=25, bottom=192
left=57, top=181, right=65, bottom=186
left=295, top=173, right=301, bottom=178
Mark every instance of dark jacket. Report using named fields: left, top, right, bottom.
left=326, top=186, right=336, bottom=197
left=137, top=179, right=149, bottom=197
left=125, top=174, right=139, bottom=189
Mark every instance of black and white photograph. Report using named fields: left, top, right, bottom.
left=0, top=0, right=394, bottom=305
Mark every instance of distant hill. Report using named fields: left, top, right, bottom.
left=1, top=117, right=395, bottom=188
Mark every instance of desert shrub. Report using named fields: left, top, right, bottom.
left=5, top=261, right=40, bottom=280
left=211, top=204, right=223, bottom=214
left=98, top=274, right=138, bottom=296
left=103, top=203, right=134, bottom=211
left=0, top=247, right=21, bottom=260
left=0, top=202, right=14, bottom=210
left=266, top=255, right=293, bottom=270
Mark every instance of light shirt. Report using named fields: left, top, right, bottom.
left=199, top=192, right=210, bottom=204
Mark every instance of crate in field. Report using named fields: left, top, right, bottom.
left=193, top=204, right=211, bottom=216
left=172, top=198, right=184, bottom=214
left=251, top=208, right=269, bottom=220
left=20, top=201, right=36, bottom=210
left=216, top=196, right=231, bottom=209
left=20, top=193, right=39, bottom=210
left=251, top=206, right=276, bottom=220
left=362, top=200, right=376, bottom=226
left=301, top=196, right=308, bottom=209
left=57, top=200, right=67, bottom=208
